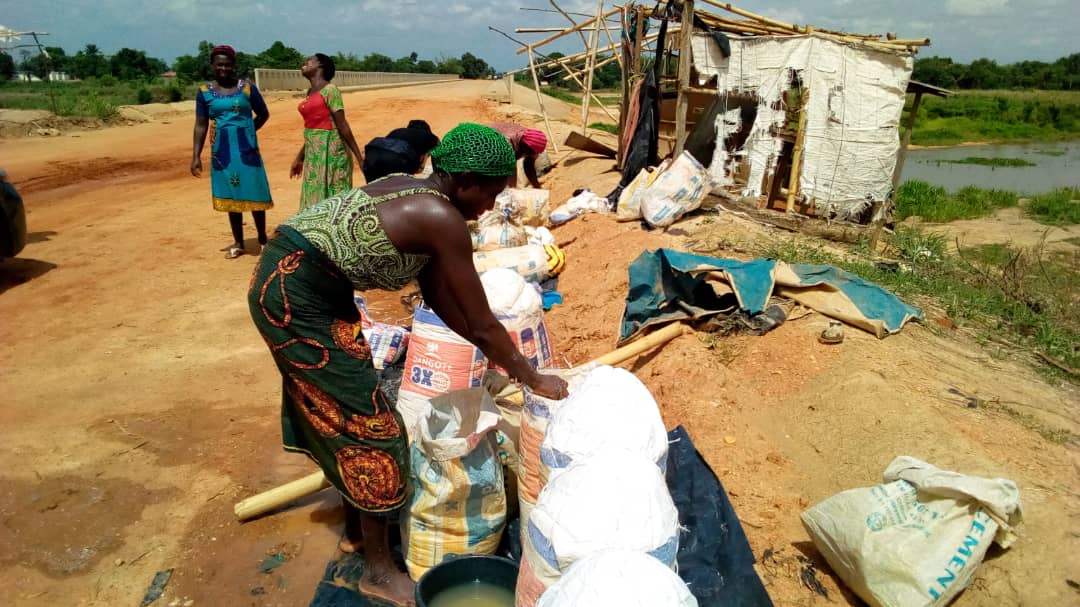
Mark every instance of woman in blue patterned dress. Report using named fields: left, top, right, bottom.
left=191, top=45, right=274, bottom=259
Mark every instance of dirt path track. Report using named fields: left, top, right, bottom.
left=1, top=80, right=1077, bottom=607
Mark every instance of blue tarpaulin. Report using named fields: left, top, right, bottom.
left=620, top=249, right=923, bottom=345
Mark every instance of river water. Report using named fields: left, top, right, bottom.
left=902, top=141, right=1079, bottom=193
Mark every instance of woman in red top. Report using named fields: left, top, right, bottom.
left=290, top=54, right=364, bottom=209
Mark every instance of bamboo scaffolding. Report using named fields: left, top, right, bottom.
left=550, top=0, right=591, bottom=49
left=674, top=0, right=695, bottom=156
left=528, top=47, right=560, bottom=153
left=690, top=0, right=929, bottom=49
left=581, top=0, right=606, bottom=135
left=697, top=0, right=802, bottom=32
left=515, top=5, right=622, bottom=54
left=506, top=33, right=658, bottom=76
left=786, top=87, right=810, bottom=213
left=560, top=53, right=619, bottom=81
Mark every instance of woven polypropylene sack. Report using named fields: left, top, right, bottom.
left=537, top=549, right=698, bottom=607
left=516, top=451, right=680, bottom=607
left=402, top=383, right=506, bottom=580
left=540, top=365, right=667, bottom=484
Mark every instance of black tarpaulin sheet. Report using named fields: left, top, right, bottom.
left=309, top=426, right=772, bottom=606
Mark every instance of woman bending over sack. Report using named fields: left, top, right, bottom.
left=248, top=123, right=567, bottom=606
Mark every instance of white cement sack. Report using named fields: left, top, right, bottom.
left=473, top=245, right=550, bottom=284
left=402, top=379, right=506, bottom=580
left=473, top=208, right=528, bottom=252
left=517, top=451, right=680, bottom=607
left=639, top=151, right=713, bottom=227
left=540, top=365, right=667, bottom=483
left=498, top=188, right=551, bottom=227
left=616, top=165, right=663, bottom=221
left=801, top=456, right=1022, bottom=607
left=480, top=269, right=554, bottom=371
left=537, top=549, right=698, bottom=607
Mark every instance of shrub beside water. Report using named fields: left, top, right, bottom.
left=895, top=180, right=1019, bottom=223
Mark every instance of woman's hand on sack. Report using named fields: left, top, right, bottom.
left=528, top=373, right=569, bottom=400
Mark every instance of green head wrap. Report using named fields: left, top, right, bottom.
left=429, top=123, right=517, bottom=177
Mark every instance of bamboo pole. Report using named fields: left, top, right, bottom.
left=549, top=0, right=591, bottom=49
left=234, top=322, right=689, bottom=520
left=515, top=5, right=622, bottom=54
left=581, top=0, right=606, bottom=135
left=786, top=87, right=810, bottom=213
left=234, top=471, right=330, bottom=522
left=516, top=27, right=584, bottom=33
left=528, top=47, right=560, bottom=154
left=560, top=53, right=619, bottom=81
left=697, top=0, right=802, bottom=32
left=507, top=33, right=659, bottom=76
left=869, top=90, right=925, bottom=249
left=556, top=56, right=621, bottom=123
left=674, top=0, right=695, bottom=157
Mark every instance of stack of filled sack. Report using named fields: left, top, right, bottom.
left=517, top=365, right=696, bottom=607
left=396, top=267, right=561, bottom=580
left=472, top=188, right=565, bottom=285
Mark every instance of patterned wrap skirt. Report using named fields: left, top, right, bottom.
left=248, top=225, right=408, bottom=514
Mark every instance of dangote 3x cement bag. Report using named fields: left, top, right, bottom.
left=801, top=456, right=1022, bottom=607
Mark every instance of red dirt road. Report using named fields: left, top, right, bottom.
left=1, top=80, right=1077, bottom=607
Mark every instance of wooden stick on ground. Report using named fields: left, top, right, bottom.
left=233, top=322, right=689, bottom=521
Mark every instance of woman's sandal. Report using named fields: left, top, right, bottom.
left=225, top=244, right=245, bottom=259
left=818, top=320, right=845, bottom=345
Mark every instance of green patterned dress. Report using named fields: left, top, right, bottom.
left=298, top=83, right=353, bottom=210
left=248, top=183, right=438, bottom=514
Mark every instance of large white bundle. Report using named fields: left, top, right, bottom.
left=517, top=451, right=680, bottom=606
left=481, top=269, right=554, bottom=371
left=537, top=550, right=698, bottom=607
left=540, top=365, right=667, bottom=483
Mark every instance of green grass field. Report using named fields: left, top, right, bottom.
left=911, top=90, right=1080, bottom=146
left=896, top=180, right=1079, bottom=226
left=759, top=226, right=1080, bottom=385
left=0, top=78, right=194, bottom=120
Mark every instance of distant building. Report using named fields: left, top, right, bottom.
left=161, top=70, right=177, bottom=79
left=13, top=70, right=70, bottom=82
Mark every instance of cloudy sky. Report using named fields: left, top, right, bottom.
left=4, top=0, right=1076, bottom=70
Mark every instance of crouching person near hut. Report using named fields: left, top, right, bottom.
left=247, top=123, right=568, bottom=606
left=489, top=121, right=547, bottom=188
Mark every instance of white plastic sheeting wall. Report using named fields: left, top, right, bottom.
left=692, top=34, right=913, bottom=218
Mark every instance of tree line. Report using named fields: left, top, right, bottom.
left=0, top=40, right=498, bottom=83
left=913, top=54, right=1080, bottom=90
left=512, top=51, right=624, bottom=90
